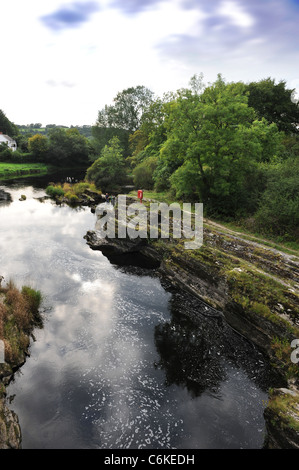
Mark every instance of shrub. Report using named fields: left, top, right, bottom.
left=21, top=286, right=42, bottom=323
left=64, top=192, right=79, bottom=204
left=46, top=185, right=65, bottom=198
left=254, top=158, right=299, bottom=240
left=133, top=156, right=157, bottom=190
left=5, top=284, right=31, bottom=331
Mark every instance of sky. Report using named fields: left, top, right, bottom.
left=1, top=0, right=299, bottom=127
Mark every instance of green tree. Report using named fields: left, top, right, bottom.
left=108, top=85, right=154, bottom=133
left=28, top=134, right=49, bottom=160
left=65, top=128, right=90, bottom=164
left=0, top=109, right=18, bottom=137
left=47, top=127, right=90, bottom=166
left=92, top=85, right=154, bottom=159
left=132, top=156, right=158, bottom=190
left=86, top=136, right=127, bottom=189
left=246, top=78, right=299, bottom=135
left=254, top=157, right=299, bottom=240
left=156, top=75, right=282, bottom=215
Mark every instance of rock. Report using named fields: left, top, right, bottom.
left=264, top=387, right=299, bottom=449
left=0, top=398, right=21, bottom=449
left=84, top=230, right=160, bottom=269
left=84, top=198, right=299, bottom=449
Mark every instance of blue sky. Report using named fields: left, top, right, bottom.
left=1, top=0, right=299, bottom=126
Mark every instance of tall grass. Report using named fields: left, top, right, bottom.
left=0, top=281, right=42, bottom=365
left=46, top=180, right=101, bottom=203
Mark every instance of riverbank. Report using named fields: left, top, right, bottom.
left=0, top=163, right=91, bottom=182
left=0, top=163, right=52, bottom=179
left=84, top=195, right=299, bottom=448
left=0, top=280, right=43, bottom=448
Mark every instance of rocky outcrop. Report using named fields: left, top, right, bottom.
left=84, top=199, right=299, bottom=449
left=263, top=387, right=299, bottom=449
left=0, top=398, right=21, bottom=449
left=84, top=230, right=160, bottom=268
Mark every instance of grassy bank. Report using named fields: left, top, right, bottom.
left=0, top=280, right=43, bottom=449
left=129, top=190, right=299, bottom=256
left=0, top=162, right=51, bottom=179
left=0, top=280, right=43, bottom=386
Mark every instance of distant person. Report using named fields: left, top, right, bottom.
left=105, top=193, right=109, bottom=202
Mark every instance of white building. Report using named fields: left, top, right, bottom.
left=0, top=132, right=17, bottom=151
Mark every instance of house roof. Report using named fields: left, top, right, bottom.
left=0, top=134, right=16, bottom=143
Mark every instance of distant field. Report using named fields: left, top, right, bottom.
left=17, top=126, right=93, bottom=138
left=0, top=162, right=50, bottom=178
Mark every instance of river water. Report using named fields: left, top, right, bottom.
left=0, top=174, right=278, bottom=449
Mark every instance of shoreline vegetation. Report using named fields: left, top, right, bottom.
left=0, top=279, right=43, bottom=449
left=45, top=181, right=102, bottom=206
left=0, top=162, right=52, bottom=179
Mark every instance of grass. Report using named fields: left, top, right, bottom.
left=129, top=189, right=299, bottom=257
left=266, top=388, right=299, bottom=433
left=46, top=181, right=101, bottom=204
left=0, top=162, right=51, bottom=179
left=0, top=280, right=43, bottom=370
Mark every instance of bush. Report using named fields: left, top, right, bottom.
left=254, top=158, right=299, bottom=240
left=46, top=185, right=65, bottom=198
left=21, top=286, right=42, bottom=324
left=0, top=147, right=13, bottom=161
left=0, top=281, right=43, bottom=365
left=64, top=192, right=79, bottom=204
left=133, top=156, right=157, bottom=190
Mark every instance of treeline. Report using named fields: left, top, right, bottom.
left=1, top=74, right=299, bottom=241
left=17, top=124, right=92, bottom=138
left=0, top=112, right=96, bottom=167
left=86, top=75, right=299, bottom=242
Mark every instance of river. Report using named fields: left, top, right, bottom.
left=0, top=173, right=278, bottom=449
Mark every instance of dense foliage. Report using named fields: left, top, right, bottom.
left=86, top=136, right=127, bottom=189
left=1, top=72, right=298, bottom=241
left=0, top=118, right=93, bottom=168
left=88, top=74, right=299, bottom=241
left=0, top=109, right=18, bottom=137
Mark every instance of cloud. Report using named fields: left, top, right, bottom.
left=40, top=2, right=100, bottom=31
left=109, top=0, right=165, bottom=15
left=155, top=0, right=299, bottom=70
left=46, top=79, right=76, bottom=88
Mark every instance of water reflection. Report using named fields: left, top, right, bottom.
left=0, top=188, right=12, bottom=206
left=0, top=180, right=279, bottom=449
left=154, top=290, right=278, bottom=399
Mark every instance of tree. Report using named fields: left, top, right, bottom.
left=47, top=127, right=90, bottom=166
left=108, top=85, right=154, bottom=133
left=128, top=94, right=173, bottom=177
left=132, top=156, right=158, bottom=190
left=86, top=136, right=127, bottom=189
left=65, top=128, right=90, bottom=165
left=155, top=75, right=282, bottom=215
left=92, top=85, right=154, bottom=159
left=28, top=134, right=49, bottom=160
left=254, top=157, right=299, bottom=239
left=246, top=78, right=299, bottom=135
left=0, top=109, right=18, bottom=137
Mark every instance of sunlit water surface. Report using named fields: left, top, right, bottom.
left=0, top=177, right=277, bottom=449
